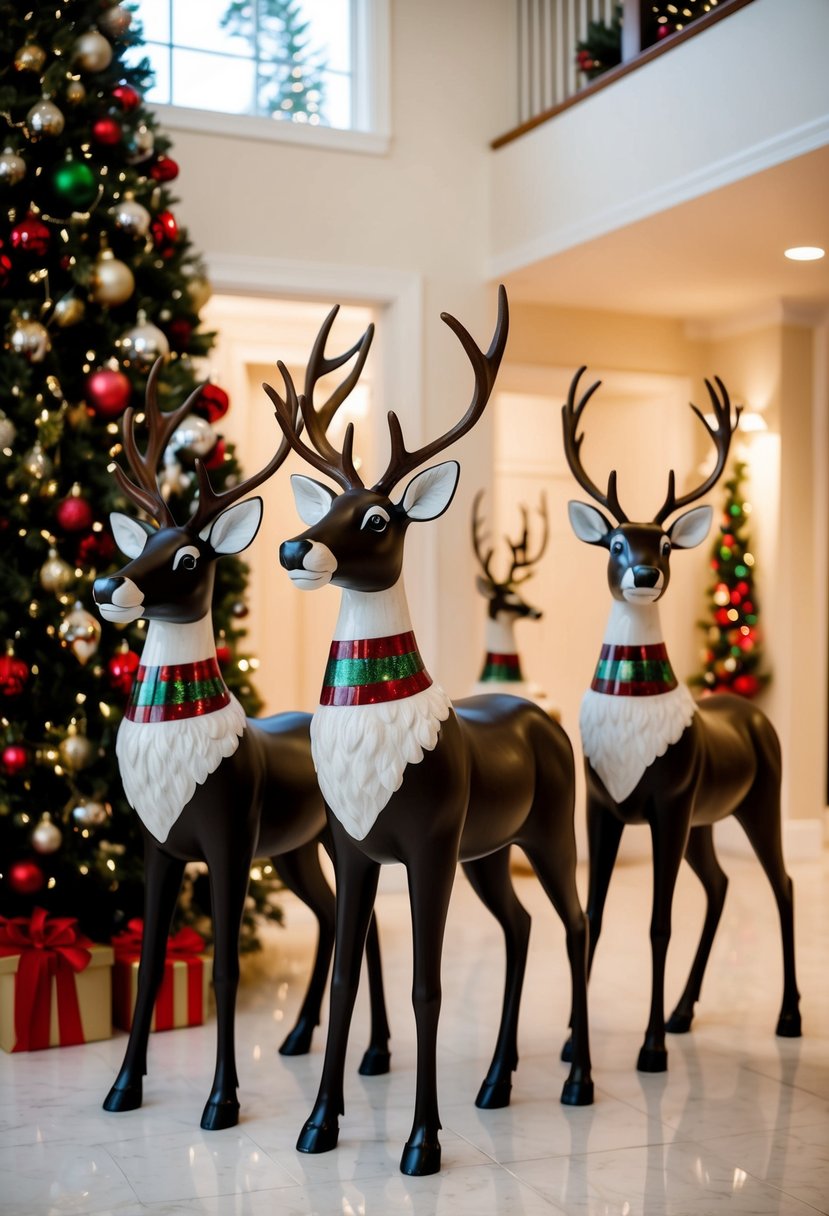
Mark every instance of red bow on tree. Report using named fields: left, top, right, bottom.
left=0, top=907, right=93, bottom=1051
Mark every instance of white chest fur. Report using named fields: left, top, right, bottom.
left=115, top=618, right=246, bottom=843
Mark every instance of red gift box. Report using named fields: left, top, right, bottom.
left=111, top=919, right=211, bottom=1032
left=0, top=907, right=113, bottom=1052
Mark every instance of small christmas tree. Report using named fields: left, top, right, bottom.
left=0, top=1, right=279, bottom=947
left=575, top=4, right=622, bottom=81
left=221, top=0, right=327, bottom=124
left=691, top=459, right=769, bottom=698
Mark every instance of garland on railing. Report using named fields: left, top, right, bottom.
left=575, top=4, right=622, bottom=81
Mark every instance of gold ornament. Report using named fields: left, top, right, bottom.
left=188, top=275, right=212, bottom=312
left=14, top=43, right=47, bottom=73
left=53, top=295, right=86, bottom=328
left=72, top=29, right=113, bottom=73
left=40, top=547, right=74, bottom=593
left=22, top=441, right=53, bottom=480
left=65, top=79, right=86, bottom=105
left=0, top=410, right=17, bottom=449
left=0, top=147, right=27, bottom=188
left=98, top=5, right=132, bottom=37
left=59, top=601, right=102, bottom=665
left=59, top=723, right=94, bottom=771
left=6, top=313, right=51, bottom=362
left=26, top=99, right=65, bottom=138
left=91, top=246, right=135, bottom=306
left=32, top=813, right=62, bottom=854
left=71, top=797, right=111, bottom=828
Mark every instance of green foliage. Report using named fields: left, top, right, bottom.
left=0, top=1, right=281, bottom=944
left=221, top=0, right=327, bottom=122
left=575, top=4, right=622, bottom=81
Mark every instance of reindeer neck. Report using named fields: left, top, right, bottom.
left=592, top=600, right=678, bottom=697
left=127, top=615, right=231, bottom=724
left=480, top=616, right=523, bottom=682
left=321, top=579, right=432, bottom=707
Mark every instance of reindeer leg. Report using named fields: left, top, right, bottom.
left=297, top=827, right=380, bottom=1155
left=273, top=841, right=335, bottom=1057
left=461, top=849, right=531, bottom=1110
left=104, top=840, right=185, bottom=1113
left=359, top=911, right=392, bottom=1076
left=639, top=811, right=689, bottom=1072
left=667, top=825, right=728, bottom=1033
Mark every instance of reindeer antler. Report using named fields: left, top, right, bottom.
left=471, top=490, right=496, bottom=585
left=652, top=376, right=741, bottom=525
left=263, top=307, right=374, bottom=491
left=505, top=493, right=548, bottom=587
left=561, top=367, right=628, bottom=524
left=373, top=285, right=509, bottom=496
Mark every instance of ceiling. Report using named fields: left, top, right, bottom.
left=501, top=145, right=829, bottom=325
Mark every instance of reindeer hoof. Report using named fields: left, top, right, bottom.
left=279, top=1021, right=315, bottom=1056
left=475, top=1076, right=512, bottom=1109
left=561, top=1076, right=594, bottom=1106
left=560, top=1037, right=573, bottom=1063
left=359, top=1045, right=391, bottom=1076
left=400, top=1138, right=441, bottom=1176
left=103, top=1080, right=142, bottom=1112
left=637, top=1046, right=668, bottom=1073
left=297, top=1117, right=339, bottom=1154
left=666, top=1009, right=693, bottom=1034
left=201, top=1098, right=240, bottom=1130
left=776, top=1010, right=802, bottom=1038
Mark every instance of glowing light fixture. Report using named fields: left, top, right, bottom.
left=784, top=246, right=825, bottom=261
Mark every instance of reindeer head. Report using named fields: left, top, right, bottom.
left=269, top=286, right=509, bottom=595
left=562, top=368, right=740, bottom=603
left=92, top=360, right=298, bottom=626
left=472, top=489, right=548, bottom=622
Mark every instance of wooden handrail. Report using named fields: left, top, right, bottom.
left=492, top=0, right=755, bottom=150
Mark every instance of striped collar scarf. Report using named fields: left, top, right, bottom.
left=125, top=657, right=231, bottom=723
left=320, top=631, right=432, bottom=707
left=591, top=642, right=678, bottom=697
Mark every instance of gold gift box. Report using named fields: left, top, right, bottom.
left=0, top=944, right=114, bottom=1053
left=113, top=954, right=212, bottom=1033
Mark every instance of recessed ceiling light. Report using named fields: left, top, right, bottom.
left=784, top=246, right=825, bottom=261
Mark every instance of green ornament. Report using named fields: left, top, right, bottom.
left=50, top=158, right=97, bottom=210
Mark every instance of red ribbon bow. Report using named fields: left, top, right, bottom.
left=111, top=919, right=206, bottom=1032
left=0, top=907, right=93, bottom=1052
left=112, top=919, right=204, bottom=961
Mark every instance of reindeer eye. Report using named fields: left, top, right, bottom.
left=661, top=538, right=672, bottom=556
left=173, top=545, right=200, bottom=572
left=361, top=506, right=390, bottom=533
left=611, top=540, right=624, bottom=556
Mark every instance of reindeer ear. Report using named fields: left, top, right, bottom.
left=567, top=501, right=612, bottom=546
left=669, top=505, right=712, bottom=549
left=110, top=512, right=154, bottom=559
left=291, top=474, right=337, bottom=526
left=399, top=461, right=459, bottom=522
left=199, top=497, right=263, bottom=555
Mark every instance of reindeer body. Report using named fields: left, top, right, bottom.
left=267, top=287, right=592, bottom=1179
left=562, top=369, right=800, bottom=1074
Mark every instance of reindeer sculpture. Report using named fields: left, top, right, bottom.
left=471, top=489, right=549, bottom=699
left=92, top=346, right=390, bottom=1133
left=265, top=286, right=592, bottom=1179
left=561, top=367, right=800, bottom=1075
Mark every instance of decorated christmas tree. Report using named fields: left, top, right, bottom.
left=643, top=1, right=716, bottom=48
left=575, top=4, right=622, bottom=81
left=0, top=1, right=279, bottom=947
left=221, top=0, right=327, bottom=124
left=692, top=459, right=769, bottom=698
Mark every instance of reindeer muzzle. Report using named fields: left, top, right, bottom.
left=93, top=575, right=145, bottom=622
left=279, top=539, right=337, bottom=590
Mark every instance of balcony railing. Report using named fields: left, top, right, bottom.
left=496, top=0, right=754, bottom=148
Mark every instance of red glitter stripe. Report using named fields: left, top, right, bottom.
left=126, top=690, right=231, bottom=723
left=486, top=652, right=521, bottom=665
left=592, top=678, right=669, bottom=697
left=135, top=659, right=222, bottom=685
left=321, top=668, right=432, bottom=706
left=598, top=643, right=670, bottom=661
left=327, top=632, right=418, bottom=661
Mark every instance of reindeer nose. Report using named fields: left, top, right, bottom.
left=92, top=575, right=124, bottom=604
left=632, top=566, right=660, bottom=588
left=280, top=539, right=313, bottom=571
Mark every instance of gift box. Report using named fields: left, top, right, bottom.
left=111, top=920, right=211, bottom=1033
left=0, top=908, right=113, bottom=1052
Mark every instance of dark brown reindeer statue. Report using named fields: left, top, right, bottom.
left=561, top=367, right=801, bottom=1075
left=471, top=489, right=549, bottom=697
left=266, top=286, right=592, bottom=1179
left=92, top=348, right=390, bottom=1132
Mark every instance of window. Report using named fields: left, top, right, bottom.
left=127, top=0, right=389, bottom=146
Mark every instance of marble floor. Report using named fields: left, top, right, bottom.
left=1, top=850, right=827, bottom=1216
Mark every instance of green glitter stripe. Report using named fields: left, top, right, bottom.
left=323, top=651, right=423, bottom=688
left=133, top=675, right=227, bottom=708
left=481, top=662, right=523, bottom=682
left=594, top=658, right=675, bottom=684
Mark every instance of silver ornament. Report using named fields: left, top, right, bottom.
left=0, top=410, right=16, bottom=449
left=126, top=123, right=154, bottom=165
left=59, top=601, right=102, bottom=665
left=7, top=315, right=51, bottom=362
left=32, top=813, right=62, bottom=854
left=91, top=247, right=135, bottom=306
left=109, top=195, right=151, bottom=238
left=40, top=547, right=74, bottom=593
left=59, top=728, right=94, bottom=771
left=53, top=295, right=86, bottom=328
left=71, top=797, right=111, bottom=828
left=98, top=4, right=132, bottom=38
left=0, top=147, right=26, bottom=188
left=171, top=413, right=216, bottom=458
left=116, top=310, right=169, bottom=370
left=22, top=441, right=53, bottom=480
left=160, top=452, right=192, bottom=498
left=72, top=29, right=113, bottom=73
left=26, top=99, right=65, bottom=137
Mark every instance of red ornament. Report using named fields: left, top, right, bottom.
left=151, top=209, right=178, bottom=251
left=107, top=648, right=140, bottom=696
left=0, top=241, right=11, bottom=290
left=91, top=115, right=122, bottom=146
left=203, top=437, right=226, bottom=470
left=87, top=368, right=132, bottom=418
left=10, top=213, right=51, bottom=257
left=166, top=318, right=192, bottom=351
left=195, top=383, right=230, bottom=423
left=112, top=84, right=141, bottom=112
left=0, top=653, right=29, bottom=697
left=1, top=743, right=29, bottom=776
left=56, top=494, right=94, bottom=533
left=149, top=154, right=179, bottom=182
left=732, top=673, right=760, bottom=698
left=76, top=530, right=116, bottom=568
left=7, top=860, right=45, bottom=895
left=216, top=643, right=231, bottom=666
